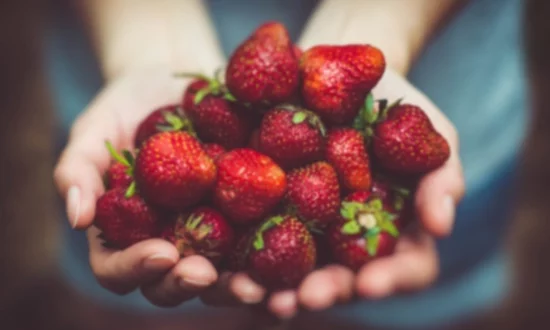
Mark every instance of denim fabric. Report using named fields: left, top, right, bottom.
left=47, top=0, right=529, bottom=328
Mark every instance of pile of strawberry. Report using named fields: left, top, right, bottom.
left=95, top=22, right=450, bottom=291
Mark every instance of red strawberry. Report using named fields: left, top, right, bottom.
left=134, top=104, right=194, bottom=147
left=371, top=103, right=451, bottom=174
left=327, top=192, right=401, bottom=271
left=259, top=105, right=326, bottom=169
left=134, top=131, right=217, bottom=211
left=182, top=79, right=252, bottom=149
left=286, top=161, right=340, bottom=229
left=300, top=45, right=385, bottom=125
left=214, top=149, right=287, bottom=224
left=104, top=142, right=134, bottom=190
left=95, top=188, right=166, bottom=249
left=162, top=207, right=234, bottom=264
left=203, top=143, right=226, bottom=162
left=326, top=128, right=372, bottom=192
left=225, top=21, right=300, bottom=107
left=247, top=215, right=316, bottom=290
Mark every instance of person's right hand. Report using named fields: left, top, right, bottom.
left=54, top=66, right=219, bottom=307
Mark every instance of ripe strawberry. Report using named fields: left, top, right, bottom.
left=214, top=149, right=286, bottom=224
left=162, top=207, right=234, bottom=264
left=300, top=45, right=385, bottom=125
left=104, top=142, right=134, bottom=190
left=134, top=104, right=194, bottom=147
left=225, top=21, right=300, bottom=107
left=371, top=103, right=451, bottom=174
left=286, top=161, right=340, bottom=229
left=259, top=105, right=326, bottom=169
left=203, top=143, right=226, bottom=162
left=247, top=215, right=316, bottom=290
left=326, top=128, right=372, bottom=192
left=95, top=188, right=166, bottom=249
left=134, top=131, right=217, bottom=211
left=182, top=78, right=251, bottom=149
left=293, top=45, right=303, bottom=59
left=327, top=192, right=401, bottom=271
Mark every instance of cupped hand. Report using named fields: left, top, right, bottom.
left=54, top=67, right=219, bottom=307
left=204, top=68, right=465, bottom=319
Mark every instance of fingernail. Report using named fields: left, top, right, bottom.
left=275, top=292, right=297, bottom=319
left=143, top=254, right=175, bottom=271
left=442, top=195, right=455, bottom=231
left=240, top=282, right=264, bottom=304
left=67, top=186, right=81, bottom=228
left=180, top=276, right=212, bottom=288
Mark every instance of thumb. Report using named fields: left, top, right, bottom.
left=54, top=107, right=120, bottom=230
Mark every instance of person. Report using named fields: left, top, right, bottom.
left=51, top=0, right=528, bottom=328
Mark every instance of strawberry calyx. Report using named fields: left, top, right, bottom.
left=253, top=215, right=284, bottom=250
left=175, top=70, right=237, bottom=104
left=279, top=104, right=327, bottom=137
left=340, top=198, right=399, bottom=256
left=355, top=95, right=404, bottom=142
left=155, top=106, right=197, bottom=137
left=105, top=141, right=137, bottom=198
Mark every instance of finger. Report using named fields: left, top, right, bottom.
left=267, top=290, right=297, bottom=320
left=141, top=255, right=218, bottom=307
left=88, top=227, right=179, bottom=295
left=229, top=272, right=266, bottom=304
left=356, top=231, right=438, bottom=298
left=54, top=106, right=120, bottom=230
left=415, top=150, right=465, bottom=237
left=200, top=271, right=239, bottom=306
left=297, top=265, right=354, bottom=311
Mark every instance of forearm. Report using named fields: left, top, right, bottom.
left=298, top=0, right=466, bottom=75
left=76, top=0, right=225, bottom=81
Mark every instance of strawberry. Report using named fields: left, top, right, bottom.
left=162, top=207, right=234, bottom=264
left=327, top=192, right=402, bottom=271
left=370, top=103, right=451, bottom=174
left=214, top=149, right=287, bottom=225
left=104, top=142, right=134, bottom=190
left=293, top=45, right=303, bottom=59
left=203, top=143, right=226, bottom=162
left=247, top=215, right=316, bottom=290
left=134, top=104, right=194, bottom=147
left=134, top=131, right=217, bottom=211
left=369, top=180, right=415, bottom=229
left=259, top=104, right=326, bottom=169
left=225, top=21, right=300, bottom=107
left=286, top=161, right=340, bottom=229
left=299, top=45, right=385, bottom=125
left=95, top=188, right=166, bottom=249
left=326, top=128, right=372, bottom=192
left=182, top=78, right=251, bottom=149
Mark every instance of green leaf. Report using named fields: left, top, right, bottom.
left=352, top=115, right=366, bottom=131
left=156, top=124, right=176, bottom=132
left=393, top=195, right=404, bottom=211
left=340, top=202, right=363, bottom=220
left=341, top=221, right=361, bottom=235
left=196, top=224, right=213, bottom=240
left=253, top=232, right=265, bottom=251
left=366, top=234, right=380, bottom=256
left=173, top=72, right=210, bottom=81
left=381, top=97, right=404, bottom=119
left=223, top=92, right=237, bottom=102
left=122, top=150, right=135, bottom=168
left=186, top=214, right=204, bottom=230
left=368, top=199, right=383, bottom=211
left=367, top=226, right=381, bottom=237
left=393, top=187, right=411, bottom=197
left=105, top=141, right=130, bottom=167
left=163, top=112, right=184, bottom=130
left=292, top=112, right=307, bottom=124
left=362, top=93, right=378, bottom=124
left=380, top=220, right=399, bottom=237
left=125, top=181, right=136, bottom=198
left=194, top=86, right=212, bottom=104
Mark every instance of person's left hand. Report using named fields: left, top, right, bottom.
left=200, top=68, right=465, bottom=319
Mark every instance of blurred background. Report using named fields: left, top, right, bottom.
left=1, top=0, right=550, bottom=329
